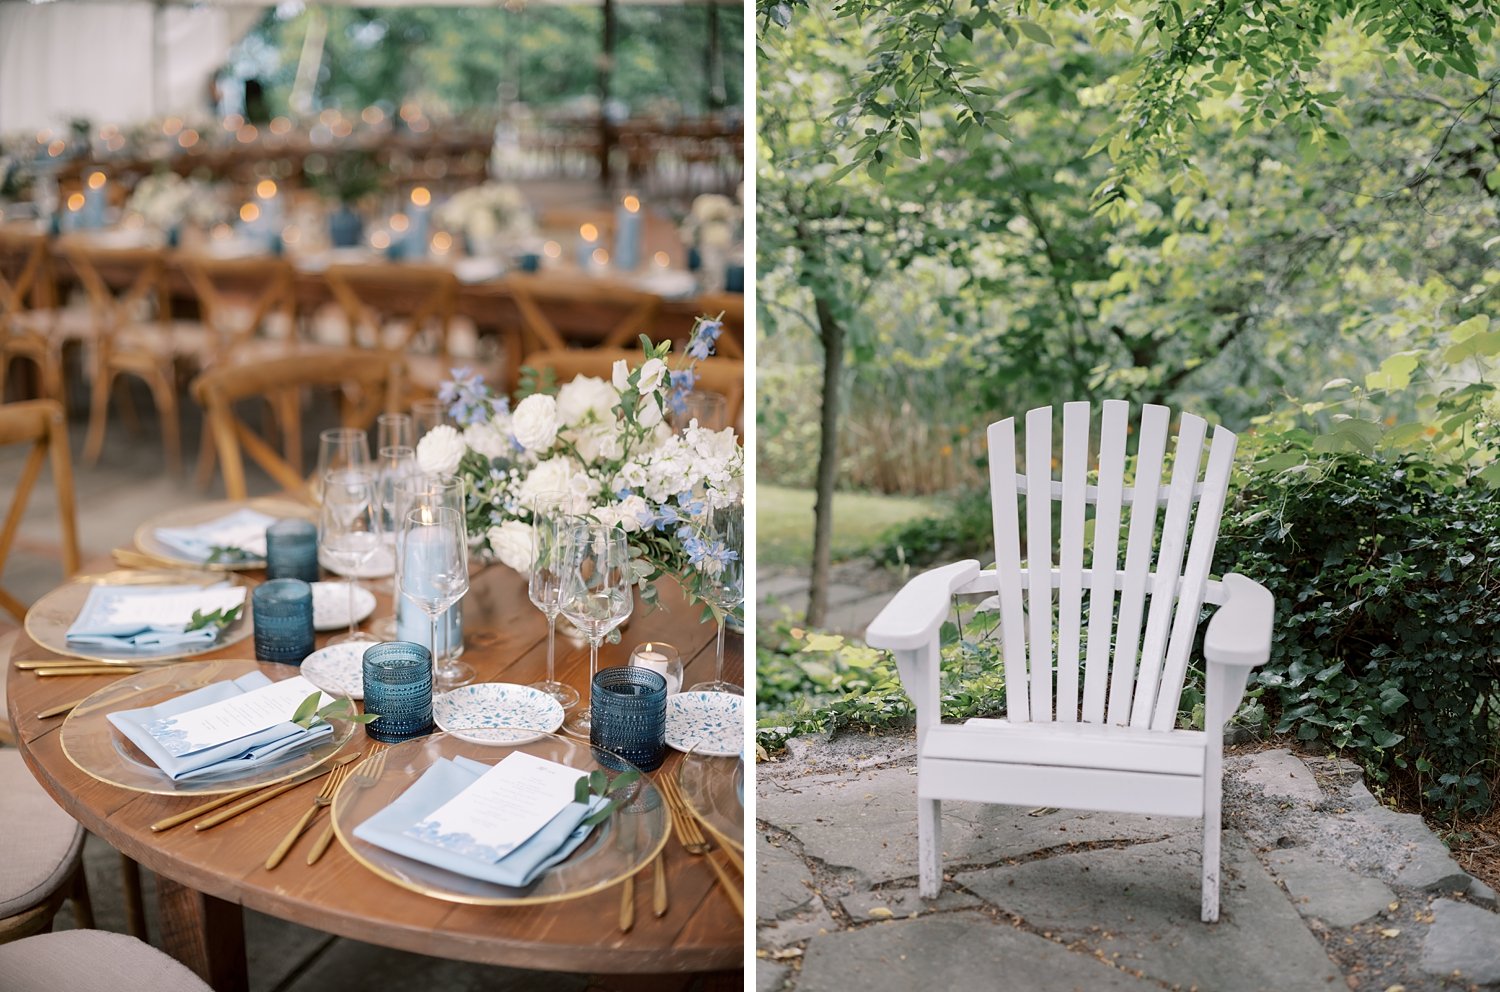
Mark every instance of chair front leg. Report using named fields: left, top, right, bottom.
left=894, top=640, right=944, bottom=899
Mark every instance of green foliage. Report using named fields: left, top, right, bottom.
left=183, top=604, right=243, bottom=634
left=870, top=489, right=993, bottom=568
left=574, top=768, right=642, bottom=827
left=290, top=692, right=379, bottom=729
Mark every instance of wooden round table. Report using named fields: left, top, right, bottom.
left=6, top=558, right=743, bottom=991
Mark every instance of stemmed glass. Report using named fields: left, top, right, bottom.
left=671, top=391, right=729, bottom=432
left=377, top=412, right=415, bottom=452
left=312, top=428, right=369, bottom=504
left=411, top=399, right=447, bottom=440
left=526, top=493, right=580, bottom=709
left=687, top=502, right=744, bottom=694
left=318, top=470, right=382, bottom=644
left=371, top=445, right=420, bottom=638
left=399, top=506, right=470, bottom=688
left=394, top=474, right=472, bottom=688
left=559, top=522, right=634, bottom=737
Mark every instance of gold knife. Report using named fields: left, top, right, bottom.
left=35, top=666, right=143, bottom=677
left=36, top=697, right=89, bottom=720
left=192, top=752, right=360, bottom=831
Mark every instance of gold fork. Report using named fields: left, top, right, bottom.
left=306, top=741, right=389, bottom=864
left=265, top=758, right=357, bottom=869
left=658, top=772, right=742, bottom=914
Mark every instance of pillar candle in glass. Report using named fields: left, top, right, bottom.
left=628, top=641, right=682, bottom=694
left=576, top=223, right=599, bottom=270
left=613, top=195, right=642, bottom=271
left=408, top=186, right=431, bottom=254
left=82, top=172, right=107, bottom=229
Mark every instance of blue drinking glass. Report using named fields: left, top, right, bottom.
left=362, top=641, right=435, bottom=743
left=252, top=578, right=315, bottom=664
left=590, top=666, right=667, bottom=772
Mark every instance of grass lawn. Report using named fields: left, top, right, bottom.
left=757, top=485, right=940, bottom=569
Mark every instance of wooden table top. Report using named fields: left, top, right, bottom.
left=5, top=557, right=743, bottom=975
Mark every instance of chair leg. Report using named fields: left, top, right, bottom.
left=194, top=417, right=218, bottom=491
left=82, top=367, right=115, bottom=466
left=69, top=860, right=94, bottom=930
left=147, top=370, right=182, bottom=474
left=120, top=853, right=148, bottom=939
left=1201, top=798, right=1222, bottom=923
left=917, top=797, right=942, bottom=898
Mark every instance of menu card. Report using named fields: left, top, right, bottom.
left=402, top=752, right=580, bottom=862
left=85, top=585, right=245, bottom=630
left=144, top=675, right=331, bottom=758
left=156, top=508, right=279, bottom=559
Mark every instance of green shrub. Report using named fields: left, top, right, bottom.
left=870, top=488, right=993, bottom=569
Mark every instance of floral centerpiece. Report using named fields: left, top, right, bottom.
left=415, top=316, right=741, bottom=611
left=125, top=172, right=220, bottom=231
left=678, top=193, right=738, bottom=253
left=435, top=182, right=534, bottom=257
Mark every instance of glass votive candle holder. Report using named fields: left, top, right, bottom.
left=252, top=578, right=315, bottom=664
left=590, top=666, right=667, bottom=772
left=265, top=518, right=319, bottom=582
left=628, top=641, right=682, bottom=695
left=362, top=641, right=434, bottom=743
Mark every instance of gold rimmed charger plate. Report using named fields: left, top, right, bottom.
left=134, top=498, right=314, bottom=571
left=331, top=732, right=668, bottom=907
left=60, top=659, right=357, bottom=796
left=24, top=569, right=254, bottom=664
left=678, top=750, right=744, bottom=853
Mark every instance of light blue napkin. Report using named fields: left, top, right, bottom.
left=353, top=756, right=607, bottom=888
left=107, top=672, right=333, bottom=781
left=154, top=508, right=277, bottom=563
left=66, top=584, right=242, bottom=652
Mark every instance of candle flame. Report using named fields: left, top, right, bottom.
left=623, top=195, right=640, bottom=213
left=411, top=187, right=431, bottom=207
left=239, top=203, right=260, bottom=223
left=66, top=193, right=85, bottom=212
left=86, top=172, right=106, bottom=190
left=256, top=179, right=278, bottom=199
left=580, top=223, right=598, bottom=242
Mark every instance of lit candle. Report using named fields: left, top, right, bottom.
left=614, top=194, right=642, bottom=271
left=577, top=223, right=599, bottom=270
left=409, top=187, right=431, bottom=255
left=82, top=171, right=107, bottom=229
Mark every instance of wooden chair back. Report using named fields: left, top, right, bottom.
left=987, top=401, right=1237, bottom=731
left=190, top=351, right=401, bottom=500
left=523, top=347, right=743, bottom=426
left=324, top=263, right=457, bottom=356
left=506, top=278, right=661, bottom=354
left=0, top=400, right=80, bottom=623
left=178, top=254, right=297, bottom=358
left=0, top=229, right=49, bottom=324
left=57, top=242, right=166, bottom=354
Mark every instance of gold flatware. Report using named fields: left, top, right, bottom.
left=653, top=851, right=668, bottom=917
left=619, top=873, right=636, bottom=933
left=306, top=742, right=389, bottom=865
left=265, top=757, right=358, bottom=869
left=15, top=658, right=157, bottom=670
left=659, top=772, right=742, bottom=915
left=34, top=666, right=143, bottom=677
left=151, top=787, right=261, bottom=832
left=111, top=548, right=186, bottom=570
left=194, top=752, right=359, bottom=832
left=36, top=697, right=88, bottom=720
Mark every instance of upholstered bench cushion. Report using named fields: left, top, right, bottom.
left=0, top=626, right=16, bottom=745
left=0, top=930, right=212, bottom=992
left=0, top=748, right=85, bottom=919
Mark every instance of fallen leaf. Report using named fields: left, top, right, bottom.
left=868, top=907, right=894, bottom=919
left=1379, top=928, right=1401, bottom=938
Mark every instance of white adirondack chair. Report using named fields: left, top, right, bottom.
left=866, top=400, right=1274, bottom=922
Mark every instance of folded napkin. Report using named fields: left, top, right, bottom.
left=154, top=508, right=279, bottom=563
left=107, top=672, right=332, bottom=781
left=353, top=756, right=607, bottom=888
left=66, top=583, right=247, bottom=651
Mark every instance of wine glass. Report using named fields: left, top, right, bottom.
left=672, top=391, right=729, bottom=432
left=377, top=412, right=415, bottom=452
left=399, top=506, right=470, bottom=689
left=687, top=502, right=744, bottom=694
left=411, top=399, right=447, bottom=440
left=394, top=475, right=472, bottom=687
left=370, top=445, right=420, bottom=638
left=312, top=428, right=369, bottom=504
left=559, top=522, right=634, bottom=737
left=526, top=492, right=580, bottom=709
left=318, top=469, right=381, bottom=645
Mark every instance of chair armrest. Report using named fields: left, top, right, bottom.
left=1204, top=573, right=1274, bottom=668
left=866, top=560, right=981, bottom=652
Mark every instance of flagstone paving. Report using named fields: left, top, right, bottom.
left=757, top=733, right=1500, bottom=992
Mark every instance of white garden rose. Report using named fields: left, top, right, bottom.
left=636, top=396, right=663, bottom=429
left=568, top=421, right=623, bottom=463
left=637, top=358, right=668, bottom=394
left=487, top=520, right=534, bottom=573
left=512, top=393, right=559, bottom=452
left=555, top=375, right=618, bottom=427
left=614, top=494, right=649, bottom=533
left=463, top=419, right=510, bottom=460
left=612, top=359, right=630, bottom=391
left=416, top=425, right=465, bottom=476
left=519, top=456, right=588, bottom=506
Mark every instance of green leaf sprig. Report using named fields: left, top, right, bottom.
left=184, top=604, right=243, bottom=634
left=574, top=768, right=642, bottom=827
left=291, top=691, right=380, bottom=729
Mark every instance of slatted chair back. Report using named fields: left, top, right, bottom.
left=178, top=254, right=298, bottom=359
left=0, top=229, right=49, bottom=324
left=506, top=278, right=661, bottom=355
left=58, top=243, right=167, bottom=350
left=190, top=351, right=401, bottom=501
left=324, top=263, right=457, bottom=357
left=523, top=347, right=743, bottom=426
left=987, top=400, right=1237, bottom=732
left=0, top=400, right=80, bottom=623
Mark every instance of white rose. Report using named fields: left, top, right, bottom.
left=519, top=455, right=584, bottom=507
left=636, top=396, right=663, bottom=429
left=612, top=359, right=630, bottom=391
left=512, top=393, right=559, bottom=452
left=555, top=375, right=619, bottom=427
left=568, top=421, right=623, bottom=463
left=637, top=358, right=668, bottom=394
left=614, top=494, right=648, bottom=533
left=487, top=520, right=534, bottom=574
left=463, top=420, right=510, bottom=460
left=416, top=425, right=465, bottom=476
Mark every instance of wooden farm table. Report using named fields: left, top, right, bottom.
left=5, top=557, right=743, bottom=991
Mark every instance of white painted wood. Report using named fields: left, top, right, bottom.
left=1014, top=476, right=1206, bottom=505
left=1024, top=406, right=1054, bottom=722
left=919, top=758, right=1206, bottom=819
left=987, top=418, right=1030, bottom=722
left=1152, top=426, right=1239, bottom=729
left=1055, top=402, right=1089, bottom=722
left=1201, top=735, right=1224, bottom=922
left=925, top=721, right=1206, bottom=776
left=1107, top=404, right=1169, bottom=725
left=1203, top=573, right=1275, bottom=667
left=918, top=798, right=942, bottom=898
left=950, top=568, right=1232, bottom=606
left=1083, top=400, right=1129, bottom=723
left=1131, top=413, right=1207, bottom=727
left=866, top=560, right=981, bottom=652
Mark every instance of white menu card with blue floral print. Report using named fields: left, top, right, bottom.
left=144, top=675, right=329, bottom=758
left=402, top=752, right=578, bottom=862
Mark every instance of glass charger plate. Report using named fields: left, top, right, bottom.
left=25, top=570, right=254, bottom=664
left=678, top=751, right=743, bottom=853
left=331, top=732, right=668, bottom=906
left=134, top=498, right=314, bottom=570
left=60, top=658, right=356, bottom=795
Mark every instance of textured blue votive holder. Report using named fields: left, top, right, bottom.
left=252, top=579, right=315, bottom=664
left=362, top=641, right=434, bottom=743
left=590, top=666, right=667, bottom=772
left=265, top=519, right=319, bottom=582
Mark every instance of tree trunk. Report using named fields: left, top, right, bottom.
left=807, top=292, right=845, bottom=627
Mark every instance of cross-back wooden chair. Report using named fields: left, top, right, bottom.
left=0, top=400, right=79, bottom=627
left=190, top=350, right=401, bottom=500
left=0, top=228, right=93, bottom=407
left=523, top=347, right=743, bottom=428
left=506, top=277, right=662, bottom=356
left=866, top=401, right=1274, bottom=923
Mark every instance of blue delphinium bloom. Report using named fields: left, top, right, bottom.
left=439, top=367, right=494, bottom=427
left=668, top=368, right=696, bottom=415
left=686, top=318, right=723, bottom=361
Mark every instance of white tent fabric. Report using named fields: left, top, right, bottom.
left=0, top=3, right=264, bottom=134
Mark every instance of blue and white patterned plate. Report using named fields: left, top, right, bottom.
left=665, top=692, right=743, bottom=757
left=299, top=642, right=372, bottom=700
left=433, top=683, right=565, bottom=746
left=311, top=582, right=377, bottom=632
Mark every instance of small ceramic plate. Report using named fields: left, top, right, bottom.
left=299, top=642, right=371, bottom=700
left=318, top=543, right=395, bottom=579
left=311, top=581, right=377, bottom=632
left=433, top=683, right=565, bottom=746
left=665, top=692, right=743, bottom=757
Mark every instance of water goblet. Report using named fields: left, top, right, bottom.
left=312, top=428, right=369, bottom=504
left=399, top=506, right=470, bottom=690
left=318, top=469, right=381, bottom=644
left=559, top=522, right=634, bottom=737
left=687, top=502, right=743, bottom=694
left=525, top=492, right=580, bottom=709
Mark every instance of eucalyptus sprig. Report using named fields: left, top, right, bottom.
left=205, top=545, right=259, bottom=565
left=184, top=604, right=243, bottom=634
left=290, top=691, right=380, bottom=729
left=574, top=768, right=641, bottom=827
